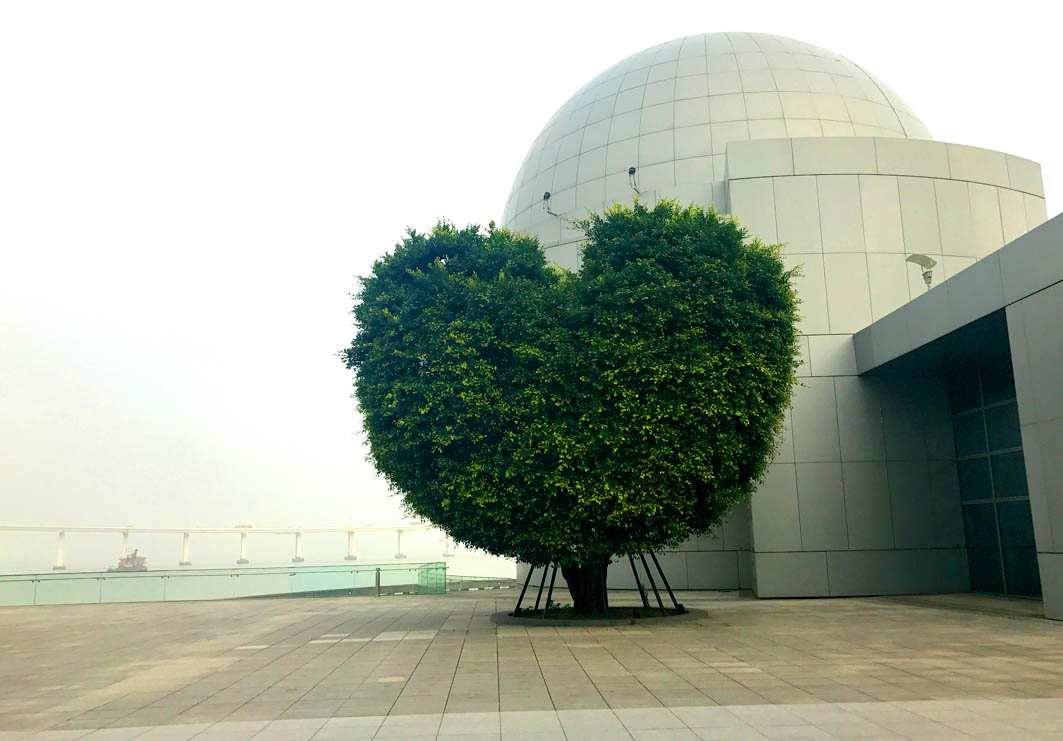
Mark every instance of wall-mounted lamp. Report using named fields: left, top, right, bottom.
left=628, top=166, right=640, bottom=195
left=906, top=253, right=938, bottom=290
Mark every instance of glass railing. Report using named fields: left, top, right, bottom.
left=417, top=562, right=448, bottom=594
left=445, top=574, right=519, bottom=592
left=0, top=561, right=446, bottom=606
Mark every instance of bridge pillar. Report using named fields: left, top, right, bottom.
left=237, top=531, right=249, bottom=564
left=53, top=531, right=66, bottom=570
left=292, top=532, right=304, bottom=563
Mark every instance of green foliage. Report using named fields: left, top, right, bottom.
left=344, top=200, right=799, bottom=571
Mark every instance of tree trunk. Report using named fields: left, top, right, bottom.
left=561, top=561, right=610, bottom=615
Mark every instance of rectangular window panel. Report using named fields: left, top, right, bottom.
left=991, top=452, right=1029, bottom=499
left=950, top=355, right=1041, bottom=597
left=948, top=369, right=981, bottom=414
left=1003, top=548, right=1041, bottom=596
left=980, top=357, right=1016, bottom=405
left=985, top=402, right=1022, bottom=451
left=963, top=503, right=999, bottom=548
left=958, top=457, right=993, bottom=502
left=953, top=412, right=987, bottom=457
left=967, top=547, right=1005, bottom=593
left=997, top=500, right=1036, bottom=548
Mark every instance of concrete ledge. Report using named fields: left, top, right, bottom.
left=855, top=213, right=1063, bottom=375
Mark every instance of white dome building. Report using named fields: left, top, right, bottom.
left=509, top=33, right=1061, bottom=612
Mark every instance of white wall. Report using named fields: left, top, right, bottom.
left=728, top=137, right=1044, bottom=596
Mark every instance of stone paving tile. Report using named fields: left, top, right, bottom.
left=6, top=702, right=1063, bottom=738
left=614, top=706, right=686, bottom=730
left=3, top=591, right=1063, bottom=738
left=555, top=707, right=627, bottom=734
left=689, top=727, right=768, bottom=740
left=79, top=730, right=154, bottom=740
left=630, top=729, right=701, bottom=740
left=498, top=710, right=568, bottom=739
left=373, top=711, right=442, bottom=737
left=134, top=724, right=210, bottom=740
left=252, top=717, right=328, bottom=740
left=437, top=711, right=501, bottom=735
left=308, top=715, right=382, bottom=739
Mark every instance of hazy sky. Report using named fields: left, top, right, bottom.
left=2, top=1, right=1060, bottom=533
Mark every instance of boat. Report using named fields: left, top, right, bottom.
left=107, top=547, right=148, bottom=572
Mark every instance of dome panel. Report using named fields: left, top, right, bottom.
left=502, top=32, right=930, bottom=227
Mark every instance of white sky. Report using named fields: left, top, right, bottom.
left=2, top=0, right=1061, bottom=537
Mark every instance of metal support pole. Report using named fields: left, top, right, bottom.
left=394, top=529, right=407, bottom=559
left=345, top=531, right=357, bottom=561
left=375, top=567, right=381, bottom=596
left=629, top=554, right=650, bottom=608
left=648, top=551, right=681, bottom=611
left=639, top=552, right=667, bottom=616
left=532, top=565, right=549, bottom=612
left=442, top=534, right=453, bottom=558
left=514, top=566, right=534, bottom=614
left=292, top=532, right=304, bottom=563
left=542, top=565, right=558, bottom=618
left=237, top=532, right=249, bottom=564
left=53, top=531, right=66, bottom=570
left=601, top=565, right=610, bottom=615
left=180, top=532, right=191, bottom=566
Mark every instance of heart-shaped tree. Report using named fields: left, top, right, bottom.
left=344, top=201, right=798, bottom=614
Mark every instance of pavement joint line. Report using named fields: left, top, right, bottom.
left=217, top=608, right=372, bottom=724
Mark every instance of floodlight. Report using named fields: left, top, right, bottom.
left=906, top=253, right=938, bottom=290
left=542, top=191, right=557, bottom=216
left=628, top=166, right=640, bottom=195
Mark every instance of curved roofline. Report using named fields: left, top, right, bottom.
left=502, top=31, right=929, bottom=226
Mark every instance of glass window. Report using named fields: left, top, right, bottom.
left=950, top=355, right=1040, bottom=597
left=997, top=500, right=1036, bottom=548
left=948, top=369, right=981, bottom=414
left=991, top=452, right=1029, bottom=499
left=1003, top=548, right=1042, bottom=596
left=963, top=503, right=999, bottom=548
left=967, top=547, right=1005, bottom=593
left=953, top=412, right=986, bottom=457
left=985, top=402, right=1022, bottom=451
left=958, top=458, right=993, bottom=502
left=980, top=357, right=1016, bottom=404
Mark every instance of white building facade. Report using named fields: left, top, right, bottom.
left=505, top=33, right=1063, bottom=616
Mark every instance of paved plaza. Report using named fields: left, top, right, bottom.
left=2, top=590, right=1063, bottom=739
